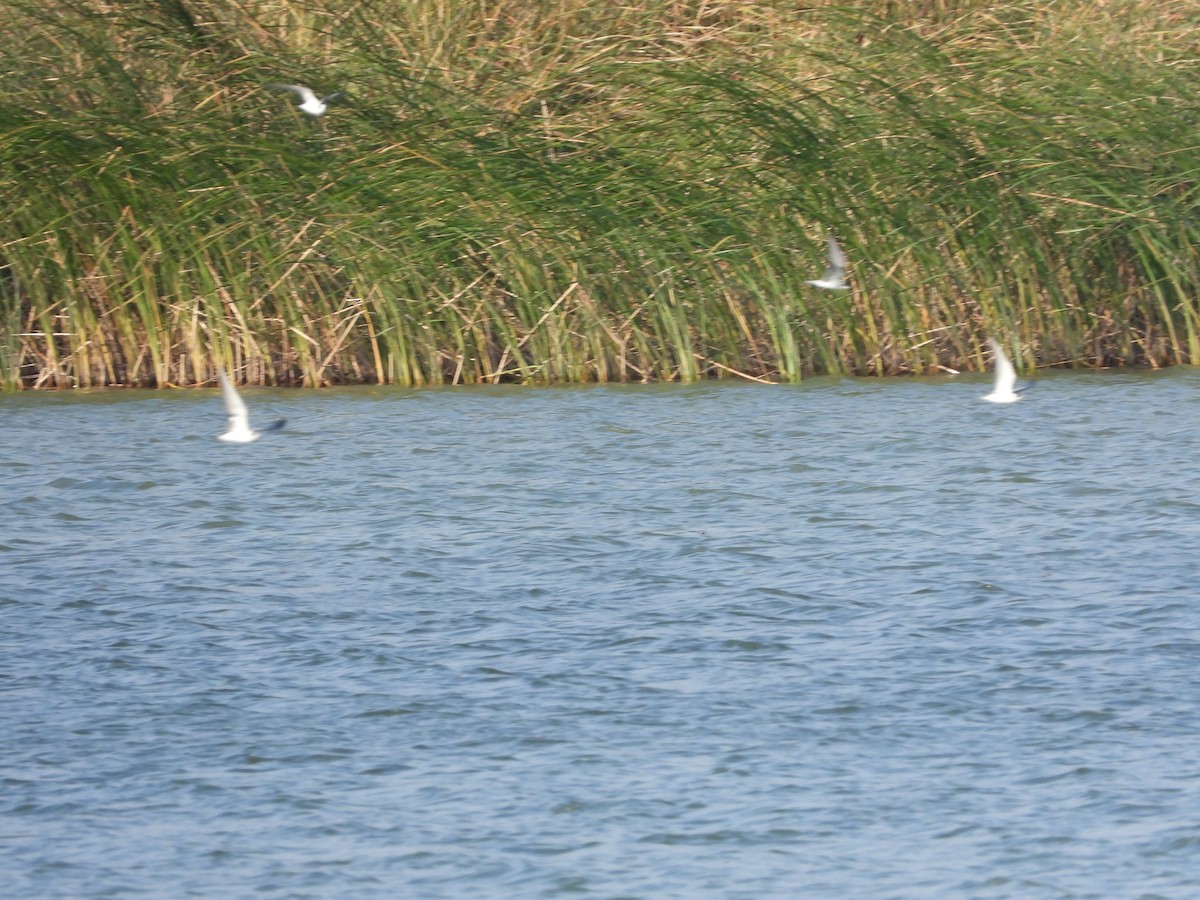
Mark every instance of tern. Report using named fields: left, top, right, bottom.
left=805, top=234, right=849, bottom=290
left=267, top=83, right=345, bottom=117
left=982, top=337, right=1022, bottom=403
left=217, top=370, right=286, bottom=443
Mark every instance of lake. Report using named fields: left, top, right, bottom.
left=3, top=371, right=1199, bottom=897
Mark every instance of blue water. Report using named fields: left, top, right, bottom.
left=3, top=373, right=1199, bottom=897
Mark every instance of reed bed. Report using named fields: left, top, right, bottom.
left=1, top=0, right=1197, bottom=388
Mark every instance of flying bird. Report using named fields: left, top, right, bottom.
left=982, top=337, right=1022, bottom=403
left=267, top=83, right=345, bottom=117
left=805, top=234, right=849, bottom=290
left=216, top=370, right=286, bottom=443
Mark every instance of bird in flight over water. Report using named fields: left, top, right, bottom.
left=267, top=83, right=345, bottom=117
left=805, top=234, right=849, bottom=290
left=216, top=370, right=286, bottom=442
left=982, top=337, right=1022, bottom=403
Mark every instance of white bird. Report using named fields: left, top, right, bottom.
left=982, top=337, right=1022, bottom=403
left=805, top=234, right=849, bottom=290
left=216, top=370, right=286, bottom=443
left=267, top=83, right=345, bottom=117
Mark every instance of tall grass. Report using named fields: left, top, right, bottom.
left=1, top=0, right=1197, bottom=388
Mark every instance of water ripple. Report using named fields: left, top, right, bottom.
left=3, top=374, right=1200, bottom=896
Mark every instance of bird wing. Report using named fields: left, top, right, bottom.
left=268, top=83, right=318, bottom=104
left=217, top=370, right=250, bottom=430
left=987, top=338, right=1017, bottom=393
left=823, top=234, right=847, bottom=282
left=321, top=91, right=346, bottom=104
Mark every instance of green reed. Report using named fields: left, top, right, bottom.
left=1, top=0, right=1197, bottom=388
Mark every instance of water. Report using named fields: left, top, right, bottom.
left=3, top=372, right=1199, bottom=898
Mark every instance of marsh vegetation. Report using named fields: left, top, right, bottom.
left=2, top=0, right=1197, bottom=388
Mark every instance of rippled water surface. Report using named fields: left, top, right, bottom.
left=4, top=372, right=1200, bottom=897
